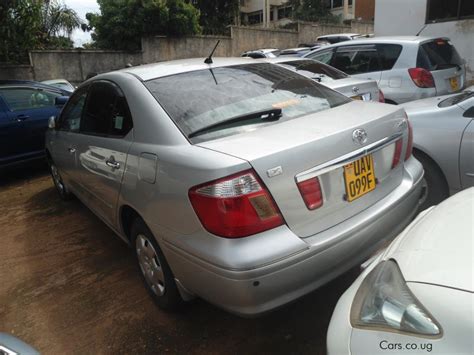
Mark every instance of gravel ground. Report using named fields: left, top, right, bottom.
left=0, top=164, right=359, bottom=355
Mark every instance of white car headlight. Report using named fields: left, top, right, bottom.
left=350, top=260, right=442, bottom=337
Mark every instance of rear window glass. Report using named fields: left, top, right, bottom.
left=145, top=63, right=350, bottom=142
left=417, top=39, right=463, bottom=71
left=438, top=91, right=474, bottom=107
left=278, top=60, right=348, bottom=80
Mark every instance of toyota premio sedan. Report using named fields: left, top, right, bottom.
left=46, top=58, right=423, bottom=316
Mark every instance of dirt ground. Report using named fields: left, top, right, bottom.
left=0, top=163, right=359, bottom=355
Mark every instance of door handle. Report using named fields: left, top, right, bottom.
left=68, top=147, right=76, bottom=153
left=106, top=159, right=120, bottom=169
left=15, top=114, right=30, bottom=121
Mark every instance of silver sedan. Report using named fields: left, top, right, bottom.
left=45, top=57, right=423, bottom=316
left=401, top=87, right=474, bottom=209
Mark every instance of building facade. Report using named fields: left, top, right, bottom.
left=374, top=0, right=474, bottom=80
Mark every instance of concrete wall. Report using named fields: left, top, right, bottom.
left=0, top=21, right=374, bottom=84
left=0, top=64, right=34, bottom=81
left=375, top=0, right=474, bottom=80
left=30, top=50, right=142, bottom=84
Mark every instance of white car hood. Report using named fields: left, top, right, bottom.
left=387, top=188, right=474, bottom=292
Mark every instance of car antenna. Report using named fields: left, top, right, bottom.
left=416, top=21, right=434, bottom=36
left=205, top=40, right=220, bottom=64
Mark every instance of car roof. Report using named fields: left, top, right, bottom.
left=0, top=80, right=68, bottom=93
left=304, top=36, right=449, bottom=57
left=120, top=57, right=259, bottom=81
left=243, top=48, right=279, bottom=54
left=318, top=33, right=360, bottom=38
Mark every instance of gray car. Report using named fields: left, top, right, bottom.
left=304, top=36, right=466, bottom=104
left=45, top=58, right=423, bottom=316
left=266, top=57, right=384, bottom=102
left=401, top=87, right=474, bottom=209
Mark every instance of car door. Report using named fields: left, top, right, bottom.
left=0, top=89, right=29, bottom=164
left=75, top=80, right=134, bottom=226
left=49, top=86, right=88, bottom=192
left=459, top=107, right=474, bottom=188
left=330, top=45, right=383, bottom=82
left=0, top=87, right=63, bottom=157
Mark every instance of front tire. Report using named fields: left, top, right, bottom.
left=131, top=218, right=183, bottom=311
left=414, top=152, right=449, bottom=210
left=49, top=161, right=72, bottom=200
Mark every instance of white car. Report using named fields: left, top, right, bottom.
left=305, top=36, right=466, bottom=104
left=327, top=188, right=474, bottom=355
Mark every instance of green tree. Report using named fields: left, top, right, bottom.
left=0, top=0, right=81, bottom=63
left=86, top=0, right=201, bottom=51
left=288, top=0, right=338, bottom=23
left=192, top=0, right=239, bottom=35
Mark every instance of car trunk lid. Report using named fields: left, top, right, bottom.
left=324, top=77, right=380, bottom=102
left=198, top=101, right=409, bottom=238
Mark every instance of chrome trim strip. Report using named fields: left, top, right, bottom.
left=295, top=132, right=403, bottom=183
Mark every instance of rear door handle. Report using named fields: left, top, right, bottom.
left=106, top=159, right=120, bottom=169
left=15, top=114, right=30, bottom=121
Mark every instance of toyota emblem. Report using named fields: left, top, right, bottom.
left=352, top=128, right=368, bottom=145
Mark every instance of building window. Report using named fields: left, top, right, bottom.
left=427, top=0, right=474, bottom=23
left=248, top=10, right=263, bottom=24
left=277, top=6, right=292, bottom=20
left=328, top=0, right=352, bottom=9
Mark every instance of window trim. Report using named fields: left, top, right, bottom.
left=425, top=0, right=474, bottom=24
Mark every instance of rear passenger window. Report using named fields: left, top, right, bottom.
left=376, top=44, right=402, bottom=70
left=81, top=81, right=133, bottom=137
left=307, top=49, right=334, bottom=64
left=332, top=46, right=381, bottom=75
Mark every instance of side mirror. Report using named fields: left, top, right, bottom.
left=55, top=96, right=68, bottom=106
left=48, top=116, right=56, bottom=129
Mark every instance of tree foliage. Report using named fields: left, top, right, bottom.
left=85, top=0, right=201, bottom=51
left=288, top=0, right=339, bottom=23
left=192, top=0, right=239, bottom=35
left=0, top=0, right=81, bottom=63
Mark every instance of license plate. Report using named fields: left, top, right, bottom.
left=344, top=155, right=376, bottom=202
left=449, top=77, right=459, bottom=91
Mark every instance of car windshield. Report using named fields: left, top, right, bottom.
left=145, top=63, right=350, bottom=143
left=417, top=39, right=463, bottom=71
left=278, top=60, right=348, bottom=80
left=438, top=91, right=474, bottom=107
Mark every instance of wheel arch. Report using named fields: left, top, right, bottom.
left=119, top=204, right=144, bottom=243
left=413, top=147, right=449, bottom=190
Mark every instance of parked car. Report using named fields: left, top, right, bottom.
left=41, top=78, right=76, bottom=93
left=400, top=87, right=474, bottom=209
left=241, top=48, right=281, bottom=59
left=0, top=80, right=69, bottom=168
left=46, top=58, right=423, bottom=316
left=327, top=187, right=474, bottom=355
left=267, top=57, right=384, bottom=102
left=0, top=332, right=39, bottom=355
left=304, top=36, right=466, bottom=104
left=316, top=33, right=365, bottom=44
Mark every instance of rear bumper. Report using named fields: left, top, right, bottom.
left=164, top=158, right=424, bottom=316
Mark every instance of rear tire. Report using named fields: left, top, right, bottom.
left=131, top=218, right=183, bottom=311
left=49, top=160, right=72, bottom=200
left=414, top=152, right=449, bottom=210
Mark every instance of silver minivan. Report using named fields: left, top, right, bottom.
left=304, top=36, right=466, bottom=104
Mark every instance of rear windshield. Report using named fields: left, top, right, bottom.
left=278, top=60, right=348, bottom=80
left=145, top=63, right=350, bottom=142
left=417, top=39, right=463, bottom=71
left=438, top=91, right=474, bottom=108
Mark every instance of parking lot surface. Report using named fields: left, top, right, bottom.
left=0, top=165, right=359, bottom=354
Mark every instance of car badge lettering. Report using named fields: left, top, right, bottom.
left=267, top=166, right=283, bottom=178
left=352, top=128, right=368, bottom=145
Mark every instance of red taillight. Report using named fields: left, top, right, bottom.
left=188, top=170, right=284, bottom=238
left=297, top=177, right=323, bottom=210
left=408, top=68, right=435, bottom=88
left=392, top=138, right=403, bottom=169
left=405, top=120, right=413, bottom=161
left=378, top=89, right=385, bottom=103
